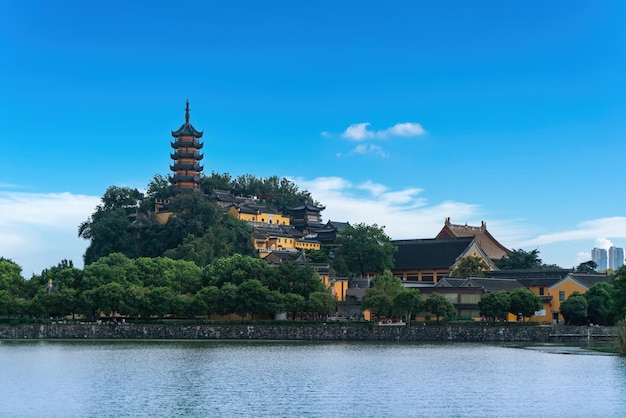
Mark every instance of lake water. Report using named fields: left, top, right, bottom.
left=1, top=340, right=625, bottom=417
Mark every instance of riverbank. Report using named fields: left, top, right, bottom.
left=0, top=323, right=617, bottom=342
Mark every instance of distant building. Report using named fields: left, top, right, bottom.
left=609, top=246, right=625, bottom=270
left=591, top=248, right=608, bottom=270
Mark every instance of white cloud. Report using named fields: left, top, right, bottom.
left=352, top=144, right=388, bottom=157
left=520, top=217, right=626, bottom=247
left=292, top=176, right=478, bottom=240
left=595, top=238, right=614, bottom=250
left=0, top=192, right=100, bottom=276
left=342, top=122, right=426, bottom=140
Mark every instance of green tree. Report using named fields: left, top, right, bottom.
left=283, top=293, right=306, bottom=320
left=217, top=283, right=238, bottom=319
left=424, top=293, right=456, bottom=324
left=335, top=223, right=396, bottom=277
left=612, top=266, right=626, bottom=320
left=235, top=279, right=270, bottom=320
left=361, top=288, right=393, bottom=320
left=496, top=249, right=544, bottom=270
left=203, top=254, right=278, bottom=288
left=560, top=293, right=588, bottom=325
left=478, top=291, right=511, bottom=321
left=0, top=258, right=28, bottom=298
left=307, top=291, right=336, bottom=320
left=361, top=270, right=404, bottom=320
left=585, top=282, right=617, bottom=325
left=509, top=287, right=542, bottom=321
left=193, top=286, right=220, bottom=318
left=278, top=261, right=324, bottom=297
left=451, top=256, right=490, bottom=278
left=146, top=286, right=175, bottom=318
left=576, top=260, right=597, bottom=273
left=393, top=289, right=423, bottom=325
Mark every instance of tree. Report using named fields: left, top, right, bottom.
left=336, top=223, right=397, bottom=277
left=193, top=286, right=220, bottom=318
left=307, top=291, right=336, bottom=320
left=147, top=286, right=175, bottom=318
left=576, top=260, right=597, bottom=273
left=203, top=254, right=278, bottom=288
left=361, top=270, right=404, bottom=320
left=361, top=288, right=393, bottom=320
left=496, top=249, right=544, bottom=270
left=585, top=282, right=617, bottom=325
left=275, top=261, right=324, bottom=297
left=509, top=287, right=542, bottom=321
left=393, top=289, right=423, bottom=325
left=450, top=256, right=490, bottom=278
left=478, top=291, right=511, bottom=321
left=560, top=293, right=588, bottom=325
left=612, top=266, right=626, bottom=320
left=283, top=293, right=306, bottom=320
left=424, top=293, right=456, bottom=324
left=217, top=283, right=238, bottom=319
left=235, top=279, right=270, bottom=320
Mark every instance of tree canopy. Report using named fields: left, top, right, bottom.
left=509, top=287, right=542, bottom=320
left=335, top=223, right=396, bottom=277
left=496, top=249, right=545, bottom=270
left=560, top=293, right=588, bottom=325
left=424, top=293, right=456, bottom=324
left=450, top=256, right=490, bottom=278
left=478, top=291, right=510, bottom=321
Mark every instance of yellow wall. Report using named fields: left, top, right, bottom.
left=524, top=278, right=591, bottom=324
left=239, top=211, right=290, bottom=225
left=295, top=241, right=321, bottom=251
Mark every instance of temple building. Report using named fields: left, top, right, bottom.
left=436, top=217, right=510, bottom=262
left=170, top=100, right=204, bottom=194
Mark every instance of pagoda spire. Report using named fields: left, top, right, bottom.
left=185, top=99, right=190, bottom=123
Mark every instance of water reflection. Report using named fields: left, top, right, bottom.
left=1, top=341, right=625, bottom=417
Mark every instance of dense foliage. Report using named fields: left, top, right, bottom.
left=335, top=223, right=396, bottom=277
left=478, top=290, right=510, bottom=321
left=450, top=256, right=490, bottom=278
left=360, top=270, right=423, bottom=323
left=79, top=172, right=315, bottom=267
left=0, top=255, right=336, bottom=321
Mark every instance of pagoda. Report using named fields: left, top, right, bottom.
left=170, top=100, right=204, bottom=193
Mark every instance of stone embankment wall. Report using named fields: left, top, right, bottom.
left=0, top=323, right=616, bottom=342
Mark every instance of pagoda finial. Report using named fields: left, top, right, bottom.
left=185, top=99, right=190, bottom=123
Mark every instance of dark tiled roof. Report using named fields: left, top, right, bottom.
left=566, top=273, right=611, bottom=288
left=484, top=269, right=571, bottom=280
left=516, top=277, right=562, bottom=287
left=287, top=202, right=325, bottom=211
left=392, top=237, right=474, bottom=270
left=328, top=220, right=350, bottom=232
left=467, top=277, right=523, bottom=293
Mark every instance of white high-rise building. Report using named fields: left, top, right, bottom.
left=609, top=246, right=625, bottom=270
left=591, top=247, right=608, bottom=270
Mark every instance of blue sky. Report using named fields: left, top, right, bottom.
left=1, top=1, right=625, bottom=276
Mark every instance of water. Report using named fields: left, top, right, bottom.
left=1, top=340, right=625, bottom=417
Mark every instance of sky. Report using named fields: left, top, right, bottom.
left=1, top=1, right=626, bottom=276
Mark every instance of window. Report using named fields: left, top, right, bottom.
left=539, top=287, right=544, bottom=296
left=559, top=291, right=565, bottom=301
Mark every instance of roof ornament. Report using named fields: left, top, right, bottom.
left=185, top=99, right=190, bottom=123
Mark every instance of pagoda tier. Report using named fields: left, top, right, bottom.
left=170, top=162, right=204, bottom=171
left=170, top=139, right=204, bottom=149
left=170, top=100, right=204, bottom=194
left=170, top=151, right=204, bottom=160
